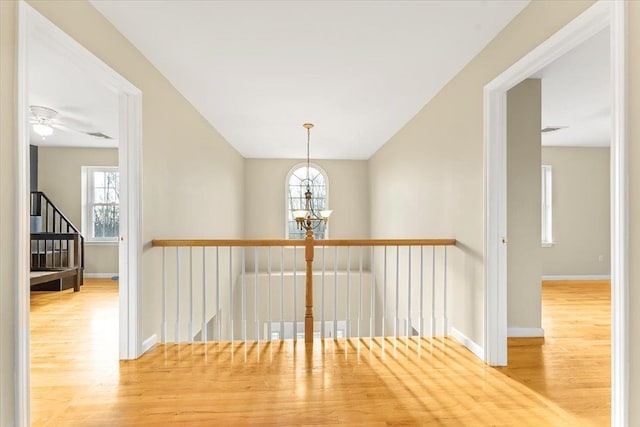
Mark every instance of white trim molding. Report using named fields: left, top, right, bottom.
left=484, top=0, right=611, bottom=368
left=16, top=3, right=144, bottom=425
left=542, top=275, right=611, bottom=281
left=16, top=4, right=31, bottom=424
left=610, top=2, right=629, bottom=425
left=448, top=327, right=484, bottom=361
left=507, top=328, right=544, bottom=338
left=142, top=334, right=158, bottom=353
left=484, top=1, right=627, bottom=424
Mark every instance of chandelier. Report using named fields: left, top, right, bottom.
left=292, top=123, right=332, bottom=237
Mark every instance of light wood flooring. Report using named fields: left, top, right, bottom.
left=30, top=279, right=610, bottom=426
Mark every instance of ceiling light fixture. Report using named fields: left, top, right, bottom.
left=33, top=120, right=54, bottom=138
left=293, top=123, right=332, bottom=238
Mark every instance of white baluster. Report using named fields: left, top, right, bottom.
left=242, top=247, right=246, bottom=342
left=216, top=247, right=220, bottom=341
left=268, top=246, right=271, bottom=341
left=431, top=246, right=436, bottom=337
left=383, top=246, right=387, bottom=338
left=162, top=247, right=167, bottom=343
left=321, top=245, right=326, bottom=339
left=346, top=246, right=351, bottom=338
left=407, top=246, right=411, bottom=337
left=419, top=246, right=424, bottom=338
left=359, top=246, right=363, bottom=339
left=395, top=246, right=399, bottom=338
left=443, top=246, right=448, bottom=337
left=370, top=246, right=375, bottom=338
left=189, top=247, right=193, bottom=343
left=229, top=247, right=233, bottom=342
left=334, top=247, right=338, bottom=339
left=281, top=246, right=284, bottom=341
left=176, top=247, right=181, bottom=343
left=254, top=247, right=259, bottom=341
left=293, top=246, right=297, bottom=340
left=202, top=246, right=207, bottom=343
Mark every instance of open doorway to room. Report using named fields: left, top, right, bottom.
left=500, top=28, right=612, bottom=425
left=16, top=3, right=142, bottom=425
left=26, top=20, right=122, bottom=426
left=484, top=2, right=627, bottom=424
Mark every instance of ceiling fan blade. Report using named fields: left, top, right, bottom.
left=57, top=115, right=92, bottom=132
left=51, top=122, right=81, bottom=134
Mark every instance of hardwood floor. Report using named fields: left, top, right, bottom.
left=30, top=279, right=610, bottom=426
left=498, top=280, right=611, bottom=426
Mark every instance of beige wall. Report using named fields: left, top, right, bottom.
left=541, top=147, right=610, bottom=276
left=0, top=1, right=17, bottom=423
left=370, top=2, right=599, bottom=346
left=507, top=79, right=542, bottom=331
left=0, top=3, right=246, bottom=422
left=244, top=159, right=370, bottom=239
left=38, top=147, right=119, bottom=274
left=2, top=0, right=640, bottom=424
left=24, top=0, right=246, bottom=345
left=369, top=1, right=640, bottom=419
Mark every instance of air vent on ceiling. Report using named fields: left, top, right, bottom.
left=541, top=126, right=568, bottom=133
left=86, top=132, right=113, bottom=140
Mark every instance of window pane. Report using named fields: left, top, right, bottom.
left=94, top=186, right=106, bottom=203
left=93, top=171, right=105, bottom=188
left=287, top=165, right=328, bottom=239
left=92, top=205, right=120, bottom=238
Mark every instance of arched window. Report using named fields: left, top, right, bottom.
left=286, top=164, right=328, bottom=239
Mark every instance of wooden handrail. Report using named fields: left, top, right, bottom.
left=151, top=238, right=456, bottom=247
left=31, top=191, right=82, bottom=235
left=31, top=232, right=79, bottom=240
left=315, top=239, right=456, bottom=247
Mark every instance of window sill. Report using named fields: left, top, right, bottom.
left=85, top=240, right=119, bottom=246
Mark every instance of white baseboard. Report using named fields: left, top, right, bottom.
left=542, top=275, right=610, bottom=281
left=507, top=327, right=544, bottom=338
left=448, top=326, right=484, bottom=361
left=84, top=273, right=118, bottom=279
left=142, top=334, right=157, bottom=353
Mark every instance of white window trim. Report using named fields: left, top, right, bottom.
left=284, top=162, right=330, bottom=239
left=81, top=166, right=120, bottom=243
left=541, top=165, right=553, bottom=247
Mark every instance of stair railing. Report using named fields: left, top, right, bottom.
left=30, top=192, right=85, bottom=277
left=152, top=238, right=456, bottom=344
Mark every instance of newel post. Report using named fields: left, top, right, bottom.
left=304, top=229, right=315, bottom=342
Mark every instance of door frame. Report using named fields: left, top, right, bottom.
left=16, top=2, right=143, bottom=424
left=483, top=0, right=627, bottom=424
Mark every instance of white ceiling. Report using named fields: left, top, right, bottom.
left=28, top=34, right=119, bottom=148
left=91, top=0, right=529, bottom=159
left=535, top=28, right=610, bottom=148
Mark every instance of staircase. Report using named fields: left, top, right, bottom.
left=30, top=192, right=84, bottom=292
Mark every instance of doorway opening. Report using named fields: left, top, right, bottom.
left=484, top=1, right=627, bottom=424
left=16, top=3, right=142, bottom=424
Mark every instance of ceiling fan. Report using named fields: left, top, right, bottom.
left=29, top=105, right=113, bottom=140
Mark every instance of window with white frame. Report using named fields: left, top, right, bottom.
left=541, top=165, right=553, bottom=246
left=82, top=166, right=120, bottom=242
left=286, top=164, right=328, bottom=239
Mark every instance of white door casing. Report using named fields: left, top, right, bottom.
left=483, top=1, right=628, bottom=425
left=16, top=2, right=143, bottom=425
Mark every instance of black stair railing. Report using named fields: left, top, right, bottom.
left=30, top=192, right=85, bottom=277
